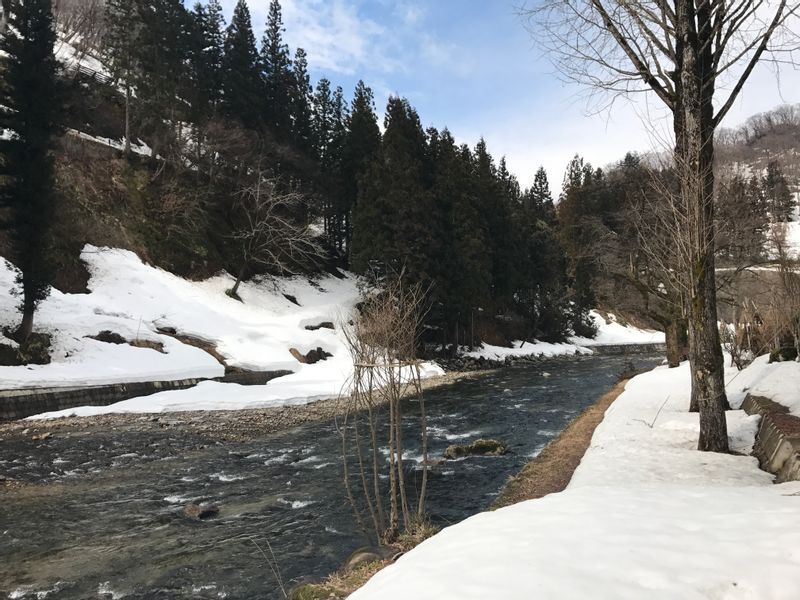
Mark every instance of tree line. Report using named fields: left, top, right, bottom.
left=0, top=0, right=592, bottom=348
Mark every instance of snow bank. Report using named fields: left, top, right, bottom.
left=465, top=340, right=592, bottom=361
left=352, top=358, right=800, bottom=599
left=466, top=310, right=664, bottom=361
left=0, top=246, right=443, bottom=418
left=572, top=310, right=665, bottom=346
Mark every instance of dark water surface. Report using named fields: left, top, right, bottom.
left=0, top=353, right=661, bottom=599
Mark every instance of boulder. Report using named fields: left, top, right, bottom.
left=443, top=438, right=509, bottom=460
left=769, top=347, right=798, bottom=363
left=183, top=503, right=219, bottom=520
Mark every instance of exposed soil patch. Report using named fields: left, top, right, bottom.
left=491, top=378, right=629, bottom=508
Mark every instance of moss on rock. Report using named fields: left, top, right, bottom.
left=443, top=438, right=509, bottom=460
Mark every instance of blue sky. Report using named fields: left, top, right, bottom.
left=219, top=0, right=799, bottom=190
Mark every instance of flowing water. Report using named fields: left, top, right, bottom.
left=0, top=353, right=662, bottom=599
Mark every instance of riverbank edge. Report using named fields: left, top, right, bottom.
left=290, top=375, right=633, bottom=599
left=490, top=377, right=629, bottom=508
left=0, top=369, right=495, bottom=441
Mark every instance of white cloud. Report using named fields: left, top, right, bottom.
left=242, top=0, right=396, bottom=76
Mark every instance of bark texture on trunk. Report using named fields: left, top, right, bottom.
left=675, top=0, right=729, bottom=452
left=15, top=301, right=35, bottom=345
left=665, top=317, right=687, bottom=368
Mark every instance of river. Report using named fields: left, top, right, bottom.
left=0, top=352, right=662, bottom=599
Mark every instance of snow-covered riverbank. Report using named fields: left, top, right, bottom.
left=351, top=356, right=800, bottom=599
left=0, top=246, right=661, bottom=420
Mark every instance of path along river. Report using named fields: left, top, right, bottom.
left=0, top=352, right=662, bottom=599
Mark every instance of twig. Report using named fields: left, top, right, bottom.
left=249, top=537, right=287, bottom=599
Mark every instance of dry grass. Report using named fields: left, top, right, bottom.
left=290, top=521, right=439, bottom=599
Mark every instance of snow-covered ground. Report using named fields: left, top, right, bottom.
left=466, top=310, right=664, bottom=361
left=352, top=356, right=800, bottom=599
left=573, top=310, right=666, bottom=346
left=1, top=247, right=660, bottom=419
left=0, top=245, right=443, bottom=418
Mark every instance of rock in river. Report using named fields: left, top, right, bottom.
left=183, top=503, right=219, bottom=520
left=443, top=438, right=509, bottom=460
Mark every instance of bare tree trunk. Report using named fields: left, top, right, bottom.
left=15, top=303, right=34, bottom=344
left=676, top=0, right=729, bottom=452
left=665, top=317, right=686, bottom=368
left=124, top=82, right=132, bottom=157
left=231, top=264, right=246, bottom=297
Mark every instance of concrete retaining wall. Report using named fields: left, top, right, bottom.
left=0, top=370, right=292, bottom=421
left=742, top=394, right=800, bottom=483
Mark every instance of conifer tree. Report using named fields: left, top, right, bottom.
left=528, top=166, right=556, bottom=223
left=0, top=0, right=64, bottom=342
left=221, top=0, right=262, bottom=129
left=104, top=0, right=142, bottom=156
left=351, top=97, right=441, bottom=283
left=290, top=48, right=313, bottom=153
left=187, top=0, right=225, bottom=123
left=473, top=138, right=517, bottom=302
left=339, top=81, right=380, bottom=259
left=312, top=78, right=334, bottom=163
left=763, top=160, right=794, bottom=222
left=261, top=0, right=293, bottom=139
left=429, top=129, right=491, bottom=340
left=134, top=0, right=189, bottom=158
left=558, top=154, right=597, bottom=335
left=135, top=0, right=189, bottom=157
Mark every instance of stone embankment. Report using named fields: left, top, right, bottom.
left=742, top=394, right=800, bottom=482
left=0, top=370, right=291, bottom=421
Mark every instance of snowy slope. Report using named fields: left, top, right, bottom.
left=0, top=245, right=443, bottom=418
left=573, top=310, right=665, bottom=346
left=0, top=245, right=362, bottom=387
left=351, top=357, right=800, bottom=599
left=466, top=310, right=664, bottom=361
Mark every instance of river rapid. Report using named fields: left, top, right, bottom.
left=0, top=353, right=662, bottom=599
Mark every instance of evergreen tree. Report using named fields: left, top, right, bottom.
left=261, top=0, right=293, bottom=139
left=187, top=0, right=225, bottom=123
left=312, top=78, right=334, bottom=162
left=558, top=155, right=598, bottom=335
left=0, top=0, right=64, bottom=341
left=312, top=78, right=348, bottom=246
left=104, top=0, right=142, bottom=156
left=763, top=160, right=794, bottom=222
left=429, top=129, right=491, bottom=340
left=351, top=97, right=442, bottom=284
left=290, top=47, right=313, bottom=153
left=221, top=0, right=262, bottom=129
left=473, top=138, right=517, bottom=302
left=528, top=166, right=556, bottom=223
left=339, top=81, right=380, bottom=259
left=134, top=0, right=189, bottom=158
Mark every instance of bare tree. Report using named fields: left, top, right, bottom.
left=523, top=0, right=799, bottom=452
left=228, top=166, right=324, bottom=299
left=53, top=0, right=105, bottom=49
left=340, top=273, right=432, bottom=544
